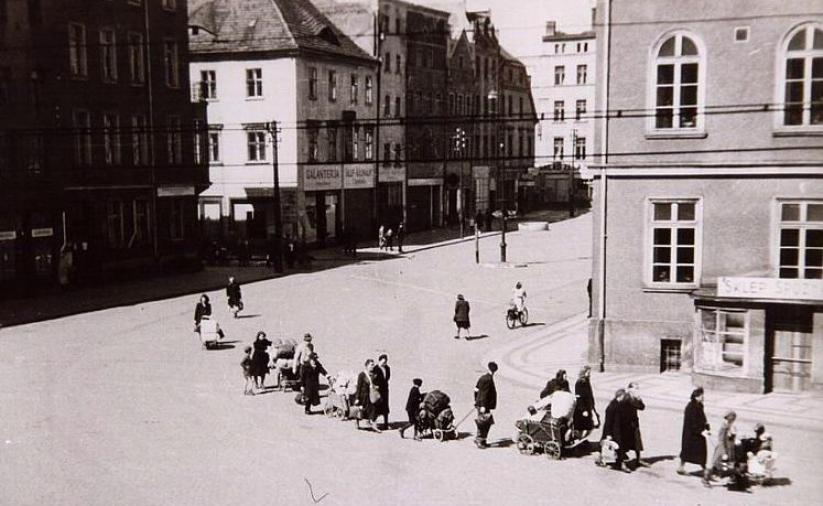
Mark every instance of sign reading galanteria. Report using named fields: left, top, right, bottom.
left=718, top=276, right=823, bottom=302
left=31, top=228, right=54, bottom=238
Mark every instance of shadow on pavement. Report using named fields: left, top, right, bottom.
left=208, top=343, right=236, bottom=350
left=489, top=437, right=515, bottom=448
left=235, top=314, right=261, bottom=319
left=465, top=334, right=490, bottom=341
left=522, top=322, right=546, bottom=328
left=644, top=454, right=676, bottom=465
left=762, top=477, right=792, bottom=487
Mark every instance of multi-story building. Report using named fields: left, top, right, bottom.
left=0, top=0, right=207, bottom=294
left=589, top=0, right=823, bottom=393
left=189, top=0, right=379, bottom=247
left=522, top=20, right=595, bottom=205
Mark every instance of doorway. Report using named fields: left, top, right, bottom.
left=765, top=305, right=813, bottom=392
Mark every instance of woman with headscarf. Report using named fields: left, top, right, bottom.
left=453, top=294, right=470, bottom=339
left=602, top=388, right=628, bottom=471
left=251, top=331, right=272, bottom=391
left=677, top=387, right=710, bottom=477
left=354, top=359, right=381, bottom=432
left=705, top=410, right=737, bottom=487
left=574, top=366, right=597, bottom=437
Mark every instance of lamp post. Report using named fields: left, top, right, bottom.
left=569, top=128, right=577, bottom=218
left=454, top=127, right=467, bottom=238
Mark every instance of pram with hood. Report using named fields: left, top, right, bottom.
left=515, top=390, right=586, bottom=460
left=324, top=371, right=359, bottom=419
left=197, top=315, right=225, bottom=349
left=270, top=338, right=301, bottom=391
left=416, top=390, right=457, bottom=442
left=715, top=428, right=778, bottom=489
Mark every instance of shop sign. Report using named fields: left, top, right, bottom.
left=0, top=231, right=16, bottom=241
left=157, top=185, right=195, bottom=197
left=718, top=276, right=823, bottom=302
left=303, top=166, right=341, bottom=191
left=379, top=166, right=405, bottom=183
left=31, top=228, right=54, bottom=238
left=344, top=165, right=375, bottom=189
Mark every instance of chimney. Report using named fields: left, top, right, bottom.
left=545, top=21, right=556, bottom=37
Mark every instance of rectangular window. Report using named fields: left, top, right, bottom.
left=553, top=100, right=565, bottom=121
left=309, top=67, right=318, bottom=100
left=247, top=130, right=267, bottom=162
left=73, top=109, right=92, bottom=166
left=350, top=74, right=358, bottom=105
left=170, top=200, right=185, bottom=240
left=22, top=133, right=44, bottom=174
left=395, top=96, right=401, bottom=117
left=193, top=120, right=205, bottom=165
left=553, top=137, right=563, bottom=160
left=133, top=199, right=151, bottom=246
left=698, top=308, right=747, bottom=373
left=128, top=32, right=145, bottom=85
left=328, top=70, right=337, bottom=101
left=576, top=64, right=587, bottom=85
left=554, top=65, right=565, bottom=85
left=102, top=113, right=121, bottom=165
left=100, top=29, right=117, bottom=82
left=163, top=40, right=179, bottom=88
left=106, top=200, right=125, bottom=247
left=365, top=126, right=374, bottom=161
left=574, top=136, right=586, bottom=160
left=246, top=68, right=262, bottom=97
left=166, top=116, right=182, bottom=165
left=396, top=54, right=402, bottom=74
left=68, top=23, right=87, bottom=77
left=383, top=142, right=391, bottom=167
left=351, top=125, right=359, bottom=161
left=208, top=127, right=221, bottom=163
left=327, top=123, right=337, bottom=163
left=307, top=124, right=319, bottom=163
left=365, top=75, right=373, bottom=105
left=131, top=115, right=148, bottom=166
left=778, top=200, right=823, bottom=279
left=576, top=99, right=586, bottom=120
left=200, top=70, right=216, bottom=99
left=384, top=94, right=391, bottom=117
left=384, top=52, right=391, bottom=73
left=393, top=143, right=401, bottom=167
left=649, top=199, right=701, bottom=285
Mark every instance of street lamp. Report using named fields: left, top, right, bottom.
left=487, top=89, right=507, bottom=263
left=453, top=127, right=467, bottom=238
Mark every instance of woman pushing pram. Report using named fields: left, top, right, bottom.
left=515, top=384, right=583, bottom=459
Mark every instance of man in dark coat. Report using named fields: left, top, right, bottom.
left=573, top=366, right=597, bottom=435
left=354, top=359, right=380, bottom=432
left=454, top=294, right=471, bottom=339
left=473, top=361, right=498, bottom=449
left=373, top=354, right=391, bottom=429
left=678, top=387, right=710, bottom=475
left=602, top=388, right=628, bottom=471
left=226, top=276, right=243, bottom=318
left=300, top=352, right=328, bottom=415
left=619, top=382, right=647, bottom=469
left=399, top=378, right=424, bottom=440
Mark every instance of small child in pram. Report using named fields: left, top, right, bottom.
left=324, top=371, right=359, bottom=419
left=516, top=388, right=578, bottom=458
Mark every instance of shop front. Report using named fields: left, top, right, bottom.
left=301, top=163, right=375, bottom=246
left=407, top=178, right=442, bottom=232
left=692, top=277, right=823, bottom=393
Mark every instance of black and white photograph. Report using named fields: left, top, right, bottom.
left=0, top=0, right=821, bottom=504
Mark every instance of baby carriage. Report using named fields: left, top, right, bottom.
left=197, top=315, right=225, bottom=349
left=270, top=339, right=300, bottom=391
left=716, top=434, right=778, bottom=489
left=515, top=393, right=583, bottom=460
left=416, top=390, right=457, bottom=442
left=324, top=371, right=358, bottom=419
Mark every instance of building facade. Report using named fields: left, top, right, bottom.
left=0, top=0, right=207, bottom=294
left=589, top=0, right=823, bottom=393
left=189, top=0, right=379, bottom=248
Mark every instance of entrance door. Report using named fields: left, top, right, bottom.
left=766, top=306, right=814, bottom=392
left=325, top=193, right=338, bottom=240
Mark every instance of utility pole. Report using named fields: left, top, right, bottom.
left=455, top=127, right=466, bottom=238
left=267, top=121, right=283, bottom=273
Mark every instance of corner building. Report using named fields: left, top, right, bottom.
left=589, top=0, right=823, bottom=393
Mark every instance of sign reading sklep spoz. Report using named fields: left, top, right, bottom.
left=718, top=277, right=823, bottom=302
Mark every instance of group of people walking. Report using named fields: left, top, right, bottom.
left=378, top=222, right=405, bottom=253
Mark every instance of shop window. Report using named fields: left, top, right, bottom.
left=648, top=199, right=701, bottom=286
left=778, top=200, right=823, bottom=279
left=698, top=308, right=747, bottom=373
left=106, top=200, right=125, bottom=247
left=132, top=199, right=151, bottom=246
left=660, top=339, right=682, bottom=372
left=170, top=200, right=185, bottom=240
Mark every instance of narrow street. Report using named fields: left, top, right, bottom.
left=1, top=212, right=820, bottom=505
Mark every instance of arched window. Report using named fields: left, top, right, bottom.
left=780, top=23, right=823, bottom=127
left=652, top=32, right=702, bottom=130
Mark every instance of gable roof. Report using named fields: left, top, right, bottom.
left=189, top=0, right=376, bottom=63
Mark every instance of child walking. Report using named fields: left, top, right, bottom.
left=399, top=378, right=424, bottom=440
left=241, top=346, right=254, bottom=395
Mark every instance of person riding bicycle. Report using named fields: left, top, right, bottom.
left=512, top=282, right=527, bottom=313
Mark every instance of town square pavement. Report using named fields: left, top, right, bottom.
left=1, top=213, right=821, bottom=505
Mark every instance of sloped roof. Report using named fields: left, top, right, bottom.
left=189, top=0, right=375, bottom=63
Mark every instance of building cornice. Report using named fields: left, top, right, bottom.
left=589, top=163, right=823, bottom=177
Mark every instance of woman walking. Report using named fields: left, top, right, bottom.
left=300, top=351, right=328, bottom=415
left=677, top=388, right=710, bottom=477
left=453, top=294, right=470, bottom=339
left=573, top=366, right=597, bottom=439
left=354, top=359, right=381, bottom=432
left=193, top=294, right=212, bottom=331
left=373, top=354, right=391, bottom=429
left=251, top=331, right=272, bottom=391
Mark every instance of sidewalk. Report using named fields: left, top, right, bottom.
left=487, top=313, right=823, bottom=433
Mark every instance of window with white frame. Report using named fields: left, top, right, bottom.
left=778, top=200, right=823, bottom=279
left=780, top=23, right=823, bottom=127
left=73, top=109, right=92, bottom=166
left=166, top=116, right=181, bottom=165
left=553, top=137, right=563, bottom=160
left=553, top=100, right=565, bottom=121
left=247, top=130, right=267, bottom=162
left=246, top=68, right=262, bottom=98
left=131, top=114, right=148, bottom=165
left=163, top=40, right=179, bottom=88
left=576, top=99, right=586, bottom=120
left=574, top=136, right=586, bottom=160
left=307, top=123, right=319, bottom=163
left=207, top=126, right=221, bottom=163
left=653, top=33, right=702, bottom=130
left=68, top=23, right=87, bottom=77
left=328, top=70, right=337, bottom=101
left=102, top=112, right=120, bottom=165
left=327, top=123, right=337, bottom=162
left=100, top=29, right=117, bottom=82
left=395, top=96, right=401, bottom=117
left=309, top=67, right=318, bottom=100
left=128, top=32, right=145, bottom=85
left=193, top=120, right=204, bottom=165
left=350, top=74, right=358, bottom=105
left=351, top=124, right=359, bottom=161
left=649, top=199, right=701, bottom=285
left=393, top=143, right=402, bottom=167
left=576, top=64, right=587, bottom=85
left=200, top=70, right=216, bottom=99
left=698, top=308, right=747, bottom=373
left=365, top=126, right=374, bottom=161
left=554, top=65, right=565, bottom=85
left=365, top=75, right=373, bottom=104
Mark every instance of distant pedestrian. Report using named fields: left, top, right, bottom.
left=587, top=278, right=593, bottom=318
left=620, top=382, right=647, bottom=469
left=285, top=236, right=296, bottom=269
left=378, top=225, right=386, bottom=250
left=485, top=208, right=493, bottom=231
left=373, top=354, right=391, bottom=429
left=354, top=359, right=381, bottom=432
left=251, top=331, right=272, bottom=390
left=300, top=351, right=328, bottom=415
left=453, top=294, right=470, bottom=339
left=706, top=411, right=737, bottom=487
left=473, top=361, right=498, bottom=449
left=573, top=366, right=598, bottom=438
left=678, top=387, right=710, bottom=478
left=386, top=227, right=394, bottom=251
left=397, top=222, right=405, bottom=253
left=602, top=388, right=629, bottom=472
left=239, top=239, right=251, bottom=267
left=226, top=276, right=243, bottom=318
left=241, top=346, right=254, bottom=395
left=193, top=294, right=212, bottom=331
left=399, top=378, right=424, bottom=440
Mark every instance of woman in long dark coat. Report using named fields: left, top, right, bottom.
left=453, top=294, right=470, bottom=339
left=678, top=387, right=709, bottom=476
left=618, top=382, right=646, bottom=467
left=251, top=331, right=272, bottom=390
left=373, top=354, right=391, bottom=429
left=574, top=366, right=597, bottom=434
left=354, top=359, right=380, bottom=432
left=602, top=388, right=627, bottom=470
left=300, top=353, right=328, bottom=414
